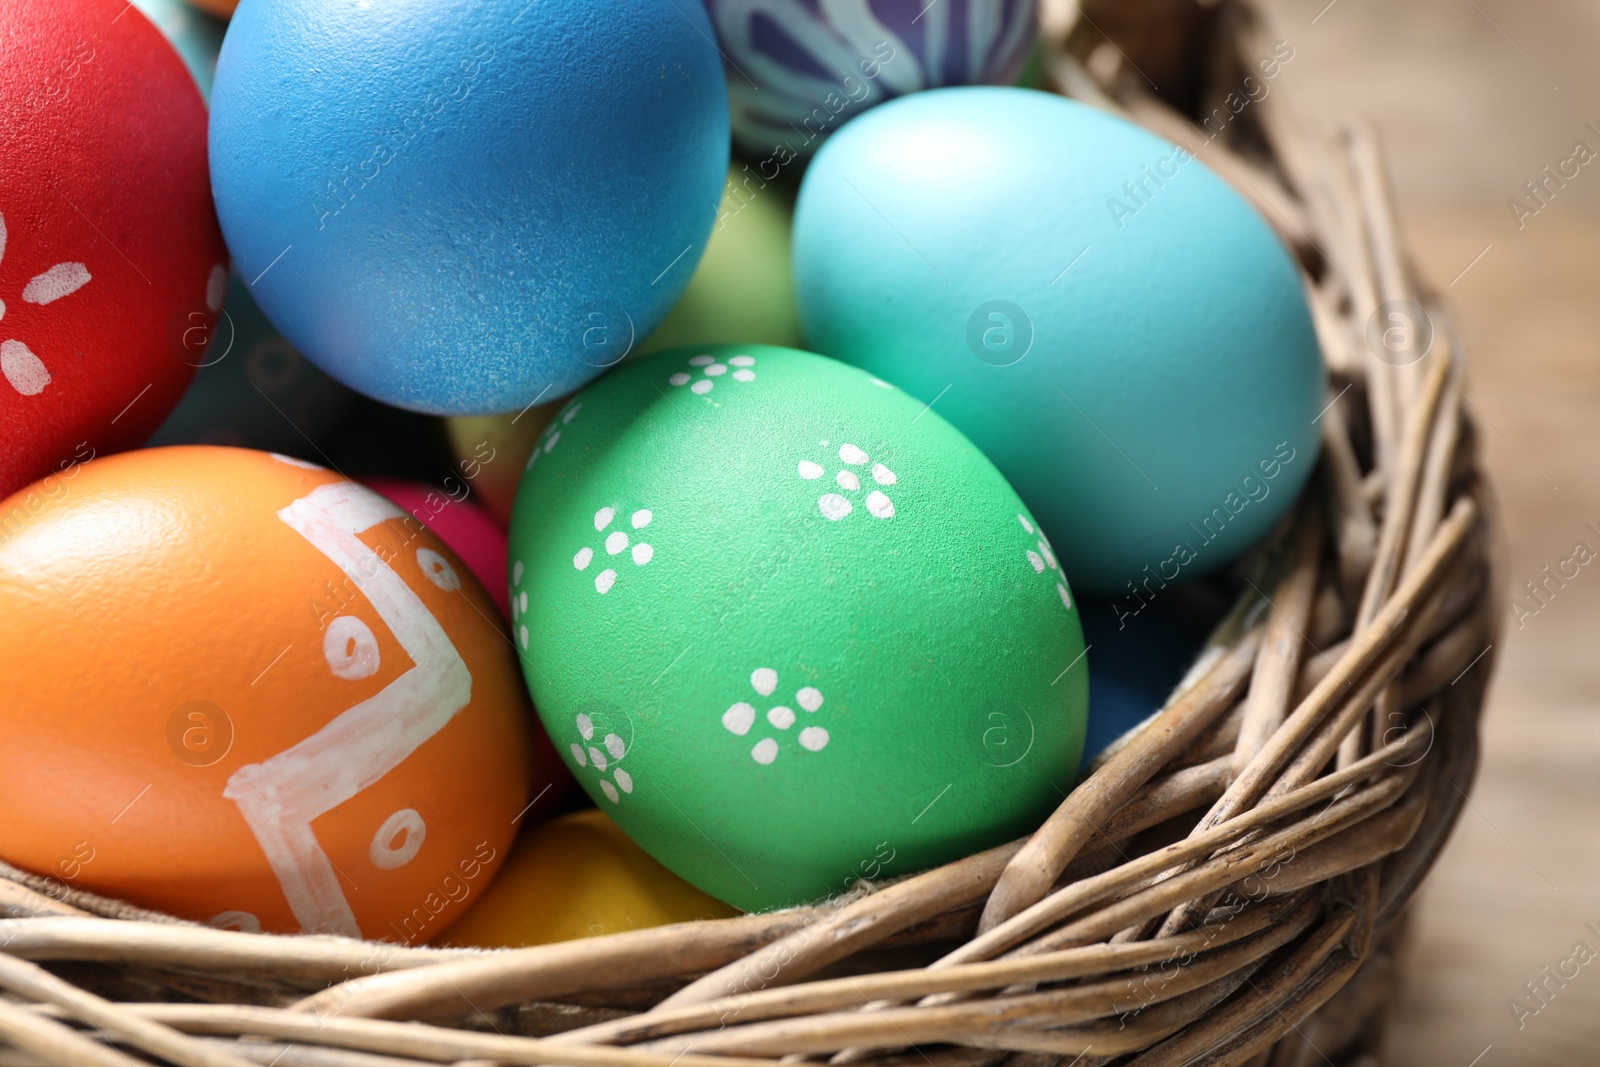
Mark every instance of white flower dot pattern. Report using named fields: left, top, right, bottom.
left=721, top=667, right=829, bottom=764
left=574, top=506, right=655, bottom=594
left=1017, top=513, right=1072, bottom=611
left=570, top=712, right=634, bottom=803
left=668, top=352, right=756, bottom=395
left=524, top=400, right=582, bottom=472
left=800, top=442, right=896, bottom=522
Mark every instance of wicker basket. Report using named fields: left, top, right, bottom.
left=0, top=1, right=1497, bottom=1064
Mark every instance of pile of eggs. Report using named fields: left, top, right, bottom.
left=0, top=0, right=1321, bottom=942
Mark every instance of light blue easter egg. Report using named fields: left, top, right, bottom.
left=209, top=0, right=730, bottom=416
left=792, top=87, right=1324, bottom=595
left=129, top=0, right=224, bottom=100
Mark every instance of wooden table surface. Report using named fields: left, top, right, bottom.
left=1256, top=1, right=1600, bottom=1063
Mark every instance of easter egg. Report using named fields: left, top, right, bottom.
left=209, top=0, right=730, bottom=415
left=0, top=0, right=226, bottom=500
left=367, top=480, right=510, bottom=621
left=441, top=809, right=740, bottom=949
left=129, top=0, right=224, bottom=99
left=508, top=345, right=1087, bottom=911
left=442, top=409, right=555, bottom=528
left=793, top=88, right=1324, bottom=594
left=148, top=269, right=355, bottom=454
left=636, top=167, right=804, bottom=355
left=705, top=0, right=1037, bottom=159
left=0, top=446, right=540, bottom=940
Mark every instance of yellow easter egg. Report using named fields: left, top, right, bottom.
left=440, top=808, right=739, bottom=948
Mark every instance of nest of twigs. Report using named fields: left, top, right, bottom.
left=0, top=2, right=1497, bottom=1065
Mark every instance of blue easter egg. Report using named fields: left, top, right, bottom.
left=209, top=0, right=730, bottom=415
left=703, top=0, right=1036, bottom=159
left=792, top=88, right=1324, bottom=594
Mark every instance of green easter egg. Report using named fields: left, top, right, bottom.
left=635, top=168, right=804, bottom=355
left=507, top=346, right=1087, bottom=911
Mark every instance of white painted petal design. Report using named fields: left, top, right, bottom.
left=1, top=340, right=51, bottom=395
left=23, top=262, right=91, bottom=305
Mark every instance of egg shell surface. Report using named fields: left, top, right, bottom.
left=208, top=0, right=730, bottom=415
left=0, top=446, right=539, bottom=941
left=441, top=809, right=740, bottom=948
left=0, top=0, right=226, bottom=499
left=635, top=166, right=805, bottom=355
left=508, top=345, right=1087, bottom=911
left=706, top=0, right=1037, bottom=157
left=793, top=87, right=1324, bottom=594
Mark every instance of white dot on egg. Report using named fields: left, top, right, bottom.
left=1039, top=539, right=1058, bottom=570
left=594, top=507, right=615, bottom=531
left=798, top=460, right=824, bottom=480
left=519, top=591, right=528, bottom=613
left=368, top=808, right=426, bottom=870
left=1027, top=550, right=1045, bottom=574
left=866, top=491, right=895, bottom=519
left=519, top=624, right=529, bottom=649
left=871, top=463, right=896, bottom=485
left=605, top=530, right=629, bottom=555
left=751, top=667, right=778, bottom=697
left=525, top=450, right=540, bottom=471
left=689, top=354, right=714, bottom=366
left=600, top=780, right=620, bottom=803
left=704, top=363, right=727, bottom=376
left=323, top=616, right=380, bottom=680
left=631, top=509, right=653, bottom=529
left=544, top=430, right=560, bottom=453
left=512, top=560, right=524, bottom=585
left=691, top=380, right=713, bottom=395
left=669, top=372, right=690, bottom=386
left=838, top=443, right=868, bottom=465
left=1018, top=514, right=1034, bottom=533
left=614, top=768, right=634, bottom=794
left=563, top=403, right=581, bottom=423
left=869, top=377, right=892, bottom=389
left=417, top=548, right=460, bottom=592
left=595, top=569, right=617, bottom=594
left=632, top=543, right=654, bottom=565
left=604, top=733, right=626, bottom=760
left=818, top=493, right=853, bottom=521
left=767, top=706, right=795, bottom=730
left=722, top=702, right=755, bottom=735
left=574, top=547, right=593, bottom=570
left=1058, top=583, right=1073, bottom=610
left=836, top=470, right=860, bottom=492
left=588, top=746, right=608, bottom=771
left=732, top=368, right=755, bottom=382
left=729, top=355, right=755, bottom=367
left=799, top=726, right=829, bottom=752
left=570, top=743, right=587, bottom=766
left=576, top=714, right=595, bottom=740
left=751, top=738, right=779, bottom=765
left=797, top=686, right=823, bottom=712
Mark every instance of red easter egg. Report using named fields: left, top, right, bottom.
left=0, top=0, right=226, bottom=498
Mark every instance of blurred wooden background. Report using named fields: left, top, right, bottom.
left=1254, top=0, right=1600, bottom=1063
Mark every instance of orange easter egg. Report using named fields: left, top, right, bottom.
left=0, top=446, right=542, bottom=942
left=441, top=809, right=739, bottom=949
